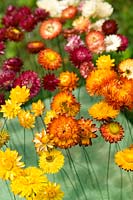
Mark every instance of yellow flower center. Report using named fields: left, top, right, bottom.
left=48, top=190, right=56, bottom=198
left=109, top=123, right=120, bottom=135
left=46, top=52, right=56, bottom=61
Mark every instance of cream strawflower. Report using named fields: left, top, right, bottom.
left=95, top=1, right=114, bottom=18
left=91, top=19, right=106, bottom=31
left=81, top=0, right=97, bottom=18
left=104, top=34, right=121, bottom=52
left=36, top=0, right=65, bottom=17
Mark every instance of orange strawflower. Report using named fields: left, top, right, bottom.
left=88, top=101, right=120, bottom=121
left=61, top=6, right=77, bottom=20
left=115, top=145, right=133, bottom=171
left=86, top=69, right=117, bottom=96
left=51, top=91, right=80, bottom=116
left=38, top=48, right=62, bottom=70
left=27, top=41, right=45, bottom=54
left=39, top=18, right=62, bottom=40
left=100, top=122, right=124, bottom=143
left=77, top=117, right=98, bottom=146
left=72, top=16, right=90, bottom=33
left=47, top=115, right=80, bottom=148
left=58, top=71, right=79, bottom=91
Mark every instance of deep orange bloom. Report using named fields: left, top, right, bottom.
left=86, top=69, right=117, bottom=96
left=47, top=115, right=80, bottom=149
left=39, top=18, right=62, bottom=40
left=38, top=48, right=62, bottom=70
left=27, top=41, right=45, bottom=54
left=51, top=91, right=80, bottom=116
left=77, top=117, right=98, bottom=146
left=6, top=27, right=24, bottom=41
left=100, top=122, right=124, bottom=143
left=61, top=6, right=77, bottom=20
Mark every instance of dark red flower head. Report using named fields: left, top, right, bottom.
left=43, top=73, right=59, bottom=91
left=0, top=94, right=5, bottom=107
left=0, top=42, right=5, bottom=55
left=34, top=8, right=49, bottom=23
left=2, top=57, right=23, bottom=72
left=102, top=19, right=118, bottom=35
left=0, top=70, right=16, bottom=90
left=70, top=46, right=92, bottom=68
left=117, top=34, right=128, bottom=51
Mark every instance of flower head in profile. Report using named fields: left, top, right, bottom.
left=115, top=145, right=133, bottom=171
left=88, top=101, right=120, bottom=121
left=38, top=48, right=62, bottom=70
left=6, top=27, right=24, bottom=41
left=10, top=86, right=30, bottom=104
left=58, top=71, right=79, bottom=91
left=27, top=41, right=45, bottom=54
left=18, top=109, right=35, bottom=129
left=11, top=167, right=48, bottom=199
left=33, top=129, right=54, bottom=154
left=51, top=91, right=80, bottom=117
left=78, top=117, right=98, bottom=146
left=96, top=55, right=115, bottom=70
left=0, top=148, right=24, bottom=180
left=0, top=100, right=21, bottom=119
left=118, top=59, right=133, bottom=79
left=35, top=181, right=64, bottom=200
left=39, top=149, right=64, bottom=173
left=47, top=114, right=80, bottom=148
left=39, top=18, right=62, bottom=39
left=100, top=122, right=124, bottom=143
left=0, top=130, right=10, bottom=148
left=72, top=16, right=90, bottom=33
left=31, top=100, right=45, bottom=117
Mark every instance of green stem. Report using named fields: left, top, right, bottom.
left=106, top=143, right=111, bottom=200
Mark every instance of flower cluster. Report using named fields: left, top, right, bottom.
left=0, top=0, right=133, bottom=199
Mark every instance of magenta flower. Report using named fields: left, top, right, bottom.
left=117, top=34, right=128, bottom=51
left=0, top=70, right=16, bottom=90
left=64, top=35, right=84, bottom=53
left=0, top=42, right=5, bottom=55
left=2, top=57, right=23, bottom=72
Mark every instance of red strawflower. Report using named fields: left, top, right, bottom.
left=6, top=27, right=24, bottom=41
left=0, top=28, right=7, bottom=41
left=0, top=41, right=5, bottom=55
left=34, top=8, right=49, bottom=23
left=79, top=61, right=95, bottom=78
left=0, top=70, right=16, bottom=90
left=43, top=73, right=59, bottom=91
left=117, top=34, right=128, bottom=51
left=14, top=70, right=41, bottom=98
left=2, top=57, right=23, bottom=72
left=27, top=41, right=45, bottom=54
left=19, top=14, right=36, bottom=32
left=102, top=19, right=118, bottom=35
left=70, top=46, right=92, bottom=68
left=0, top=94, right=5, bottom=107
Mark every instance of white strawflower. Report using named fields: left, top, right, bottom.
left=91, top=19, right=106, bottom=31
left=36, top=0, right=66, bottom=17
left=81, top=0, right=97, bottom=18
left=95, top=2, right=114, bottom=18
left=61, top=0, right=80, bottom=6
left=104, top=35, right=121, bottom=52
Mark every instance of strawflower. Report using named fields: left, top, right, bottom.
left=96, top=55, right=115, bottom=70
left=35, top=181, right=64, bottom=200
left=115, top=145, right=133, bottom=171
left=33, top=129, right=54, bottom=154
left=88, top=101, right=120, bottom=121
left=44, top=110, right=57, bottom=126
left=31, top=100, right=45, bottom=117
left=0, top=130, right=10, bottom=148
left=118, top=58, right=133, bottom=79
left=11, top=167, right=48, bottom=199
left=39, top=149, right=64, bottom=173
left=18, top=109, right=35, bottom=129
left=43, top=73, right=59, bottom=91
left=0, top=148, right=24, bottom=180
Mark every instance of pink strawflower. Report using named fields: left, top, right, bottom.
left=0, top=70, right=16, bottom=90
left=79, top=61, right=95, bottom=78
left=2, top=57, right=23, bottom=72
left=14, top=71, right=41, bottom=98
left=0, top=42, right=5, bottom=55
left=70, top=46, right=92, bottom=68
left=64, top=35, right=84, bottom=53
left=43, top=73, right=59, bottom=91
left=117, top=34, right=128, bottom=51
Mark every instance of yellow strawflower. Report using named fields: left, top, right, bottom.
left=18, top=109, right=35, bottom=129
left=96, top=55, right=115, bottom=70
left=31, top=100, right=45, bottom=116
left=0, top=130, right=10, bottom=148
